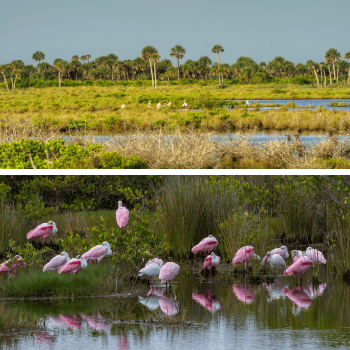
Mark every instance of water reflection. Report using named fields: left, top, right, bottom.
left=192, top=289, right=221, bottom=313
left=32, top=332, right=55, bottom=349
left=232, top=283, right=255, bottom=304
left=284, top=286, right=312, bottom=314
left=117, top=335, right=128, bottom=350
left=81, top=314, right=108, bottom=332
left=263, top=281, right=288, bottom=301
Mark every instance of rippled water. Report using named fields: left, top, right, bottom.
left=2, top=265, right=350, bottom=350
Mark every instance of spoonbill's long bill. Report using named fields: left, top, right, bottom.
left=116, top=201, right=129, bottom=228
left=262, top=245, right=289, bottom=264
left=43, top=252, right=70, bottom=272
left=26, top=221, right=57, bottom=246
left=191, top=235, right=218, bottom=254
left=58, top=256, right=87, bottom=274
left=82, top=242, right=112, bottom=264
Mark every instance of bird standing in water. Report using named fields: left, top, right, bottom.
left=203, top=252, right=221, bottom=276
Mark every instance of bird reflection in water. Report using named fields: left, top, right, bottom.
left=32, top=331, right=55, bottom=349
left=192, top=289, right=221, bottom=313
left=232, top=284, right=255, bottom=304
left=263, top=280, right=288, bottom=301
left=284, top=286, right=312, bottom=315
left=117, top=335, right=129, bottom=350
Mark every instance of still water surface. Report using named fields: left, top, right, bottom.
left=1, top=266, right=350, bottom=350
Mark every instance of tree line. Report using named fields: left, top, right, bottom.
left=1, top=46, right=349, bottom=90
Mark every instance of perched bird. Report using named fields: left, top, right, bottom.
left=284, top=250, right=312, bottom=278
left=191, top=235, right=218, bottom=254
left=121, top=104, right=126, bottom=108
left=232, top=246, right=255, bottom=271
left=305, top=247, right=327, bottom=264
left=267, top=251, right=286, bottom=275
left=0, top=255, right=24, bottom=274
left=116, top=201, right=129, bottom=228
left=43, top=252, right=70, bottom=272
left=182, top=100, right=188, bottom=107
left=262, top=246, right=289, bottom=264
left=82, top=242, right=112, bottom=264
left=159, top=262, right=180, bottom=286
left=203, top=252, right=221, bottom=276
left=146, top=258, right=164, bottom=267
left=26, top=221, right=58, bottom=246
left=138, top=263, right=161, bottom=285
left=147, top=101, right=152, bottom=108
left=58, top=256, right=87, bottom=274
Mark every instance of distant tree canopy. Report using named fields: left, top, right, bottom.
left=0, top=48, right=349, bottom=88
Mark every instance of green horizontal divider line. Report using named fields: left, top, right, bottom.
left=0, top=169, right=350, bottom=176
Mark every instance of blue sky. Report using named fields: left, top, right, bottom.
left=1, top=0, right=349, bottom=66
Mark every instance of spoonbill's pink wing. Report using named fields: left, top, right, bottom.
left=159, top=262, right=180, bottom=283
left=43, top=255, right=67, bottom=271
left=82, top=245, right=108, bottom=261
left=58, top=259, right=81, bottom=274
left=191, top=236, right=218, bottom=253
left=261, top=254, right=269, bottom=265
left=232, top=246, right=255, bottom=264
left=0, top=261, right=10, bottom=273
left=203, top=255, right=213, bottom=270
left=116, top=207, right=129, bottom=228
left=26, top=223, right=53, bottom=239
left=146, top=258, right=164, bottom=267
left=306, top=249, right=327, bottom=264
left=232, top=284, right=255, bottom=304
left=159, top=296, right=179, bottom=316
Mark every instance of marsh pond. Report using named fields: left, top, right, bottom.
left=1, top=265, right=350, bottom=350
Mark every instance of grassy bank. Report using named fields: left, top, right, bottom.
left=1, top=85, right=350, bottom=135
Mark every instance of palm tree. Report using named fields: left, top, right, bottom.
left=0, top=65, right=10, bottom=91
left=53, top=59, right=68, bottom=88
left=152, top=53, right=160, bottom=87
left=307, top=61, right=320, bottom=88
left=32, top=51, right=45, bottom=65
left=344, top=52, right=350, bottom=85
left=71, top=55, right=79, bottom=61
left=37, top=62, right=52, bottom=81
left=170, top=45, right=186, bottom=81
left=326, top=48, right=340, bottom=82
left=211, top=45, right=224, bottom=84
left=86, top=54, right=91, bottom=63
left=70, top=59, right=81, bottom=81
left=80, top=55, right=87, bottom=63
left=141, top=46, right=158, bottom=87
left=325, top=55, right=333, bottom=83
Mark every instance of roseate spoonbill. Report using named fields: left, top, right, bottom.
left=191, top=235, right=218, bottom=254
left=159, top=262, right=180, bottom=288
left=182, top=100, right=187, bottom=107
left=262, top=245, right=289, bottom=264
left=138, top=263, right=161, bottom=285
left=232, top=284, right=255, bottom=304
left=116, top=201, right=129, bottom=228
left=305, top=247, right=327, bottom=264
left=232, top=246, right=255, bottom=272
left=58, top=256, right=87, bottom=274
left=292, top=250, right=303, bottom=263
left=203, top=252, right=221, bottom=276
left=121, top=104, right=126, bottom=108
left=26, top=221, right=57, bottom=246
left=146, top=258, right=164, bottom=267
left=283, top=250, right=312, bottom=280
left=0, top=255, right=24, bottom=274
left=266, top=251, right=286, bottom=276
left=82, top=242, right=112, bottom=264
left=43, top=252, right=70, bottom=272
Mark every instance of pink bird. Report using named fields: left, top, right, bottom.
left=292, top=250, right=303, bottom=263
left=232, top=284, right=255, bottom=304
left=159, top=295, right=179, bottom=316
left=82, top=242, right=112, bottom=264
left=0, top=255, right=24, bottom=274
left=146, top=258, right=164, bottom=267
left=26, top=221, right=57, bottom=245
left=138, top=263, right=161, bottom=285
left=284, top=250, right=312, bottom=278
left=203, top=252, right=221, bottom=276
left=116, top=201, right=129, bottom=228
left=191, top=235, right=218, bottom=254
left=284, top=286, right=312, bottom=312
left=58, top=256, right=87, bottom=274
left=305, top=247, right=327, bottom=264
left=232, top=246, right=255, bottom=271
left=261, top=245, right=289, bottom=264
left=159, top=262, right=180, bottom=286
left=43, top=252, right=70, bottom=272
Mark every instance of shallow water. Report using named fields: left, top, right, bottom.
left=2, top=265, right=350, bottom=350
